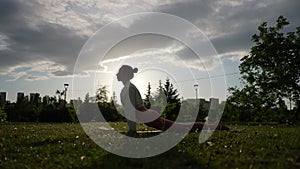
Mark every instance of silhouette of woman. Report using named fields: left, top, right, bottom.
left=117, top=65, right=229, bottom=134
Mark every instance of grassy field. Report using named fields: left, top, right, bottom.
left=0, top=122, right=299, bottom=169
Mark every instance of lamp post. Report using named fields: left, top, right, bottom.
left=194, top=84, right=199, bottom=101
left=64, top=83, right=69, bottom=105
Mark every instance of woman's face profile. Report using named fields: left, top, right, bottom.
left=117, top=66, right=134, bottom=83
left=116, top=70, right=127, bottom=82
left=116, top=71, right=122, bottom=81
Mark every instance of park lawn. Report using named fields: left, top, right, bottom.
left=0, top=122, right=299, bottom=169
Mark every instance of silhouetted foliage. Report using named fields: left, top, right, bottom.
left=96, top=86, right=109, bottom=103
left=152, top=78, right=181, bottom=121
left=5, top=92, right=77, bottom=122
left=0, top=105, right=7, bottom=122
left=144, top=82, right=152, bottom=109
left=197, top=100, right=209, bottom=122
left=227, top=16, right=300, bottom=123
left=4, top=85, right=125, bottom=123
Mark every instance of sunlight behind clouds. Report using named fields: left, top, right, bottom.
left=101, top=33, right=222, bottom=73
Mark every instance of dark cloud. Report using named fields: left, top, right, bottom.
left=158, top=0, right=214, bottom=21
left=211, top=30, right=253, bottom=54
left=0, top=0, right=87, bottom=77
left=0, top=0, right=20, bottom=23
left=0, top=0, right=299, bottom=80
left=159, top=0, right=300, bottom=55
left=0, top=23, right=87, bottom=76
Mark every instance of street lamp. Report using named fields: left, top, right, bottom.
left=64, top=83, right=69, bottom=104
left=194, top=84, right=199, bottom=101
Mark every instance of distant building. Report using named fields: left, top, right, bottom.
left=209, top=98, right=219, bottom=109
left=185, top=98, right=221, bottom=110
left=0, top=92, right=6, bottom=105
left=42, top=95, right=50, bottom=105
left=17, top=92, right=25, bottom=101
left=185, top=98, right=199, bottom=105
left=200, top=98, right=210, bottom=110
left=30, top=93, right=40, bottom=103
left=185, top=98, right=210, bottom=110
left=30, top=93, right=35, bottom=102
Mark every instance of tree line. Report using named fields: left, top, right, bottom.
left=0, top=93, right=75, bottom=122
left=0, top=78, right=200, bottom=123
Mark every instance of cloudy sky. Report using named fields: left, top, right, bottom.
left=0, top=0, right=299, bottom=102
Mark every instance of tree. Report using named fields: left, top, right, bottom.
left=111, top=91, right=117, bottom=103
left=55, top=90, right=66, bottom=108
left=228, top=16, right=300, bottom=122
left=84, top=93, right=90, bottom=104
left=153, top=78, right=181, bottom=120
left=96, top=85, right=109, bottom=103
left=144, top=82, right=152, bottom=109
left=67, top=100, right=78, bottom=122
left=0, top=105, right=7, bottom=122
left=14, top=95, right=33, bottom=121
left=197, top=100, right=209, bottom=122
left=163, top=78, right=181, bottom=104
left=56, top=90, right=64, bottom=100
left=155, top=80, right=165, bottom=105
left=95, top=86, right=124, bottom=122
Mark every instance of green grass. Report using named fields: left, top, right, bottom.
left=0, top=122, right=299, bottom=169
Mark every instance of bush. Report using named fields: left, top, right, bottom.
left=0, top=106, right=7, bottom=122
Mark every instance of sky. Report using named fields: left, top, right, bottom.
left=0, top=0, right=299, bottom=103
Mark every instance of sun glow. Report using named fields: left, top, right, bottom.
left=132, top=68, right=180, bottom=98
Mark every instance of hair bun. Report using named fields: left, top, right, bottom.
left=133, top=68, right=138, bottom=73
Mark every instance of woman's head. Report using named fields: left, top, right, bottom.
left=117, top=65, right=138, bottom=82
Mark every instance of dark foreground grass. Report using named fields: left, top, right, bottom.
left=0, top=122, right=299, bottom=169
